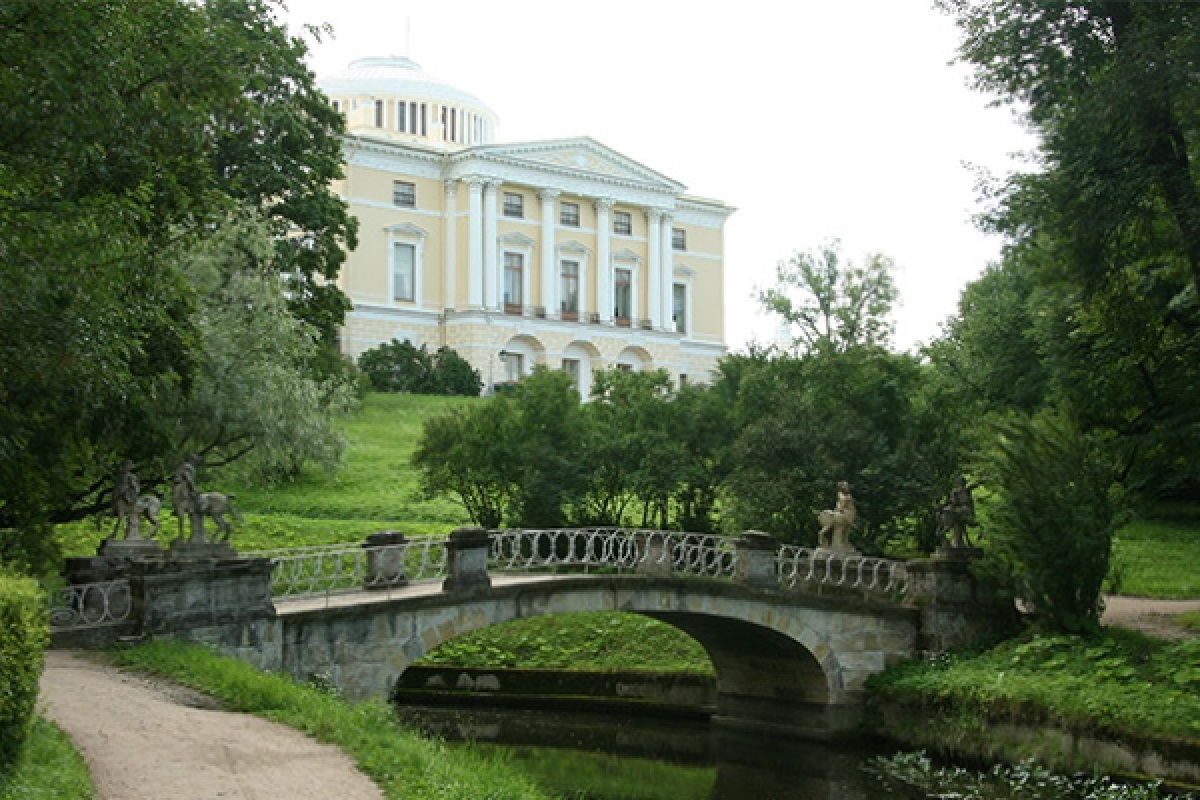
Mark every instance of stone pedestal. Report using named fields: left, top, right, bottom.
left=933, top=545, right=984, bottom=562
left=636, top=532, right=673, bottom=578
left=442, top=527, right=492, bottom=594
left=167, top=540, right=238, bottom=561
left=906, top=553, right=1016, bottom=655
left=98, top=537, right=165, bottom=560
left=734, top=530, right=779, bottom=589
left=129, top=557, right=281, bottom=671
left=363, top=531, right=408, bottom=590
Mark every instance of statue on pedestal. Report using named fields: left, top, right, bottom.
left=937, top=475, right=982, bottom=549
left=111, top=460, right=161, bottom=540
left=817, top=481, right=858, bottom=553
left=169, top=454, right=236, bottom=557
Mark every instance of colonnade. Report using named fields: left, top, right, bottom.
left=448, top=176, right=676, bottom=329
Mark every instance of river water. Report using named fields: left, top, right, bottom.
left=395, top=705, right=1180, bottom=800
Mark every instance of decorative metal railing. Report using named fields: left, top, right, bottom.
left=248, top=537, right=449, bottom=599
left=47, top=580, right=132, bottom=630
left=488, top=528, right=737, bottom=579
left=777, top=545, right=908, bottom=594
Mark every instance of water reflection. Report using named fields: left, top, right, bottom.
left=395, top=705, right=904, bottom=799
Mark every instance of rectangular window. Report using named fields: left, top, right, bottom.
left=503, top=253, right=523, bottom=311
left=397, top=101, right=407, bottom=132
left=392, top=243, right=415, bottom=302
left=501, top=352, right=523, bottom=383
left=393, top=180, right=416, bottom=208
left=503, top=192, right=524, bottom=218
left=613, top=210, right=632, bottom=236
left=560, top=260, right=579, bottom=319
left=614, top=268, right=632, bottom=324
left=673, top=283, right=687, bottom=334
left=560, top=201, right=580, bottom=227
left=374, top=99, right=384, bottom=127
left=450, top=107, right=457, bottom=142
left=672, top=227, right=687, bottom=251
left=441, top=106, right=447, bottom=140
left=562, top=358, right=580, bottom=389
left=679, top=373, right=688, bottom=388
left=332, top=100, right=341, bottom=113
left=420, top=103, right=427, bottom=136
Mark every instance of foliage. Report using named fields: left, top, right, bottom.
left=935, top=0, right=1200, bottom=503
left=981, top=413, right=1125, bottom=633
left=358, top=339, right=481, bottom=397
left=1109, top=516, right=1200, bottom=600
left=759, top=239, right=898, bottom=353
left=721, top=348, right=969, bottom=552
left=868, top=629, right=1200, bottom=742
left=111, top=642, right=555, bottom=800
left=415, top=369, right=585, bottom=529
left=417, top=611, right=714, bottom=676
left=0, top=716, right=94, bottom=800
left=1178, top=610, right=1200, bottom=633
left=0, top=0, right=356, bottom=548
left=868, top=751, right=1179, bottom=800
left=0, top=573, right=47, bottom=767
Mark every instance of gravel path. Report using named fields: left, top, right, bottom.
left=1101, top=595, right=1200, bottom=640
left=39, top=651, right=385, bottom=800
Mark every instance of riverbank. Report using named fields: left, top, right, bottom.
left=865, top=627, right=1200, bottom=790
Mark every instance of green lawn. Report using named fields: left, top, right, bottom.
left=1110, top=513, right=1200, bottom=599
left=0, top=716, right=94, bottom=800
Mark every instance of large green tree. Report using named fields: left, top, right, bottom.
left=0, top=0, right=356, bottom=555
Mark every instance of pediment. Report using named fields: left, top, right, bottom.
left=612, top=247, right=642, bottom=263
left=472, top=138, right=685, bottom=191
left=559, top=240, right=591, bottom=256
left=499, top=232, right=536, bottom=247
left=384, top=221, right=429, bottom=239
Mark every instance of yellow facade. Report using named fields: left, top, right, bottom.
left=321, top=57, right=734, bottom=394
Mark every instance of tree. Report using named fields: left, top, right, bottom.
left=358, top=340, right=481, bottom=396
left=0, top=0, right=356, bottom=557
left=982, top=412, right=1125, bottom=634
left=759, top=240, right=898, bottom=353
left=940, top=0, right=1200, bottom=293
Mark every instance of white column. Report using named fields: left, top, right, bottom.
left=539, top=189, right=559, bottom=316
left=645, top=209, right=663, bottom=328
left=594, top=198, right=614, bottom=322
left=482, top=180, right=499, bottom=310
left=661, top=213, right=675, bottom=331
left=443, top=180, right=458, bottom=311
left=466, top=178, right=484, bottom=309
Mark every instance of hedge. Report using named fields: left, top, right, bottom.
left=0, top=572, right=48, bottom=766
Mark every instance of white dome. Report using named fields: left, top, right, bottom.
left=319, top=56, right=495, bottom=119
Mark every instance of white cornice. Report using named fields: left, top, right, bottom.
left=499, top=231, right=536, bottom=247
left=612, top=247, right=643, bottom=264
left=385, top=221, right=429, bottom=239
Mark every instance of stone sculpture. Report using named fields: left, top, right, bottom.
left=817, top=481, right=857, bottom=553
left=111, top=460, right=162, bottom=540
left=171, top=454, right=235, bottom=545
left=937, top=475, right=982, bottom=549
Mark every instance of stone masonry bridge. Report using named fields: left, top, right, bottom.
left=51, top=528, right=1007, bottom=739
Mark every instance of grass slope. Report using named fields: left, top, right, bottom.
left=111, top=641, right=554, bottom=800
left=869, top=629, right=1200, bottom=742
left=0, top=716, right=94, bottom=800
left=1110, top=513, right=1200, bottom=599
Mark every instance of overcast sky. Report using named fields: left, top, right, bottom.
left=280, top=0, right=1037, bottom=353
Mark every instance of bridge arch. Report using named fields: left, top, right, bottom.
left=279, top=576, right=911, bottom=736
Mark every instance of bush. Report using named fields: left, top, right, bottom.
left=358, top=340, right=481, bottom=397
left=0, top=572, right=48, bottom=767
left=983, top=412, right=1126, bottom=634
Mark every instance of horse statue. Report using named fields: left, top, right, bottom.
left=817, top=481, right=857, bottom=552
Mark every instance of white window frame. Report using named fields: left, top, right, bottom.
left=673, top=268, right=695, bottom=338
left=385, top=222, right=428, bottom=308
left=501, top=242, right=534, bottom=311
left=557, top=241, right=591, bottom=320
left=612, top=260, right=639, bottom=324
left=396, top=100, right=407, bottom=133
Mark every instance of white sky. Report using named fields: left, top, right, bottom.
left=280, top=0, right=1037, bottom=353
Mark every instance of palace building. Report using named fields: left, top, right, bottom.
left=319, top=56, right=733, bottom=395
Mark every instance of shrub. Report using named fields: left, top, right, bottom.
left=358, top=340, right=480, bottom=397
left=0, top=572, right=48, bottom=767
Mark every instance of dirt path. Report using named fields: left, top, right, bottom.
left=1102, top=595, right=1200, bottom=640
left=39, top=651, right=385, bottom=800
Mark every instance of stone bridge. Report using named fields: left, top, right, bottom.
left=52, top=528, right=1008, bottom=738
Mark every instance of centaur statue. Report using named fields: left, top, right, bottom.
left=171, top=454, right=235, bottom=543
left=111, top=460, right=162, bottom=540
